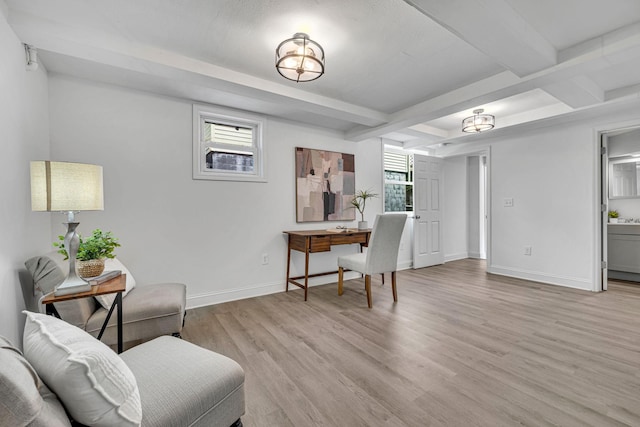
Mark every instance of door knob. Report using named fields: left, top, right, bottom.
left=414, top=215, right=421, bottom=219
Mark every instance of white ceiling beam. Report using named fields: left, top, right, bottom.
left=606, top=82, right=640, bottom=102
left=403, top=136, right=445, bottom=149
left=347, top=22, right=640, bottom=142
left=408, top=124, right=449, bottom=138
left=8, top=11, right=388, bottom=128
left=403, top=0, right=557, bottom=76
left=347, top=70, right=523, bottom=141
left=542, top=76, right=604, bottom=108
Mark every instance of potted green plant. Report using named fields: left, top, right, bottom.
left=350, top=189, right=379, bottom=230
left=54, top=229, right=120, bottom=278
left=608, top=210, right=619, bottom=223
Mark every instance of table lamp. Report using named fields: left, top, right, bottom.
left=30, top=161, right=104, bottom=296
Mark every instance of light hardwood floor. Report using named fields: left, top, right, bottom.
left=182, top=259, right=640, bottom=427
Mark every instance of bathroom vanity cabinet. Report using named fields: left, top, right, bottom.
left=608, top=224, right=640, bottom=281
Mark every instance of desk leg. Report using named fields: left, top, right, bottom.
left=116, top=292, right=123, bottom=354
left=285, top=238, right=292, bottom=293
left=304, top=248, right=310, bottom=301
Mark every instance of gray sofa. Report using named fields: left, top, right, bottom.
left=25, top=253, right=186, bottom=347
left=0, top=334, right=245, bottom=426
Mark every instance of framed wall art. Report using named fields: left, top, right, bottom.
left=295, top=147, right=355, bottom=222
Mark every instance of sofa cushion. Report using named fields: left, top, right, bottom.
left=120, top=336, right=245, bottom=427
left=23, top=311, right=142, bottom=427
left=0, top=336, right=71, bottom=427
left=94, top=257, right=137, bottom=310
left=85, top=283, right=186, bottom=345
left=25, top=253, right=97, bottom=329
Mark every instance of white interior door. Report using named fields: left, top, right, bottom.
left=413, top=155, right=445, bottom=268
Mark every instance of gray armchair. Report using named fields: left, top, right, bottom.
left=338, top=214, right=407, bottom=308
left=25, top=252, right=186, bottom=347
left=0, top=333, right=245, bottom=427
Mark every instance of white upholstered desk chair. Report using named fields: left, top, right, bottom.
left=337, top=213, right=407, bottom=308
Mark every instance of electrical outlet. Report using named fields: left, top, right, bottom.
left=524, top=246, right=532, bottom=256
left=262, top=253, right=269, bottom=265
left=504, top=197, right=514, bottom=207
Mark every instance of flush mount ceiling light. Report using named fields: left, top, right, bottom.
left=275, top=32, right=325, bottom=83
left=462, top=109, right=495, bottom=133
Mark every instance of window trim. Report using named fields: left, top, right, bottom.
left=192, top=104, right=267, bottom=182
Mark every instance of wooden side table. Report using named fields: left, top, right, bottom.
left=41, top=274, right=126, bottom=353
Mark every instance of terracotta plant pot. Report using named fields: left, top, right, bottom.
left=76, top=258, right=105, bottom=278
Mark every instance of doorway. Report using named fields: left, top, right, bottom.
left=467, top=154, right=488, bottom=260
left=598, top=125, right=640, bottom=291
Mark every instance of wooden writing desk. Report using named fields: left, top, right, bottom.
left=42, top=274, right=126, bottom=353
left=283, top=229, right=371, bottom=301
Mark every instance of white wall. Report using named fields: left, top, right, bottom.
left=443, top=155, right=468, bottom=261
left=0, top=7, right=51, bottom=346
left=48, top=75, right=384, bottom=308
left=489, top=124, right=596, bottom=289
left=608, top=128, right=640, bottom=158
left=609, top=198, right=640, bottom=220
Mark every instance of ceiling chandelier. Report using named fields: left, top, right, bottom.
left=462, top=109, right=495, bottom=133
left=275, top=32, right=325, bottom=83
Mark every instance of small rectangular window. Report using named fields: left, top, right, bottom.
left=193, top=105, right=266, bottom=182
left=384, top=151, right=413, bottom=212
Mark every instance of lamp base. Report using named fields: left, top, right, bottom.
left=54, top=276, right=91, bottom=296
left=54, top=220, right=91, bottom=296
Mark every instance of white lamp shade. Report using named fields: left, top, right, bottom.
left=30, top=161, right=104, bottom=212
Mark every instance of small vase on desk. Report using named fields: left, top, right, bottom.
left=358, top=221, right=368, bottom=230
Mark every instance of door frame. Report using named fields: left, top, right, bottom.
left=460, top=148, right=492, bottom=269
left=594, top=120, right=640, bottom=292
left=600, top=133, right=609, bottom=291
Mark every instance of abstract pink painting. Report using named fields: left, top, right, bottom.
left=295, top=147, right=356, bottom=222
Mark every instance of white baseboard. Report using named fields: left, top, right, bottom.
left=608, top=270, right=640, bottom=282
left=488, top=264, right=593, bottom=291
left=445, top=252, right=469, bottom=262
left=186, top=271, right=361, bottom=309
left=467, top=252, right=486, bottom=259
left=397, top=260, right=413, bottom=270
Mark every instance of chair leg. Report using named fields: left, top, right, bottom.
left=338, top=267, right=344, bottom=296
left=365, top=275, right=372, bottom=308
left=391, top=271, right=398, bottom=302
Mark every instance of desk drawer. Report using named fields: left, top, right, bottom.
left=288, top=234, right=308, bottom=252
left=331, top=233, right=368, bottom=245
left=310, top=235, right=331, bottom=252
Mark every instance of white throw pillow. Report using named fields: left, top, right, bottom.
left=22, top=311, right=142, bottom=427
left=94, top=258, right=136, bottom=310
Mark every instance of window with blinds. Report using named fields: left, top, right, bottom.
left=384, top=151, right=413, bottom=212
left=193, top=105, right=266, bottom=182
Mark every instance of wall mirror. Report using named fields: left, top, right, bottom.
left=609, top=158, right=640, bottom=198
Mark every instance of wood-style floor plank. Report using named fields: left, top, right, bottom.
left=182, top=259, right=640, bottom=427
